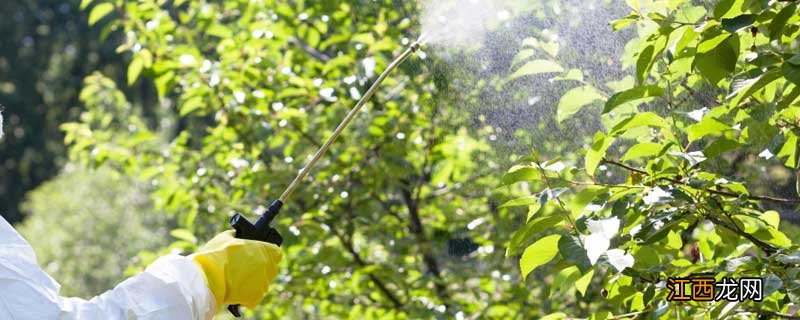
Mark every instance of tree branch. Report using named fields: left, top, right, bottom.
left=707, top=198, right=778, bottom=255
left=289, top=37, right=331, bottom=62
left=400, top=181, right=451, bottom=306
left=601, top=158, right=800, bottom=204
left=329, top=223, right=405, bottom=308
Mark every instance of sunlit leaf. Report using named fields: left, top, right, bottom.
left=88, top=3, right=114, bottom=26
left=127, top=56, right=144, bottom=86
left=520, top=234, right=561, bottom=280
left=557, top=86, right=604, bottom=123
left=621, top=142, right=663, bottom=161
left=575, top=269, right=594, bottom=297
left=509, top=60, right=564, bottom=80
left=585, top=132, right=612, bottom=176
left=603, top=85, right=664, bottom=114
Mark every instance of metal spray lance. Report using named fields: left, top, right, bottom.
left=226, top=41, right=421, bottom=317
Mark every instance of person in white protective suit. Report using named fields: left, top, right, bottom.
left=0, top=215, right=282, bottom=319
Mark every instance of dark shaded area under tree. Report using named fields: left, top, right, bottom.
left=0, top=0, right=157, bottom=223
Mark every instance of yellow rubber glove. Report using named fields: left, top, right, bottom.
left=191, top=230, right=282, bottom=309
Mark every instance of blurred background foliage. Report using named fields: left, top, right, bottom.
left=0, top=0, right=798, bottom=319
left=18, top=165, right=172, bottom=297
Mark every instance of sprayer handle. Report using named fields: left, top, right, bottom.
left=226, top=200, right=283, bottom=317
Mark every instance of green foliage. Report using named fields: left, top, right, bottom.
left=65, top=0, right=537, bottom=318
left=0, top=0, right=135, bottom=223
left=507, top=0, right=800, bottom=318
left=18, top=166, right=171, bottom=297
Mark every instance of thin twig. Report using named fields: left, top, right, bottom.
left=328, top=219, right=405, bottom=308
left=601, top=158, right=800, bottom=204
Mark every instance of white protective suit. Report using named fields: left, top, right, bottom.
left=0, top=216, right=217, bottom=319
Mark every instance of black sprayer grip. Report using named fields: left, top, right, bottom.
left=226, top=200, right=284, bottom=317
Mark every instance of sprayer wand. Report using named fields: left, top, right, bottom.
left=226, top=41, right=420, bottom=317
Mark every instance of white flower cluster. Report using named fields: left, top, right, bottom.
left=582, top=217, right=635, bottom=272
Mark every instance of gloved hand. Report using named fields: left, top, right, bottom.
left=191, top=230, right=282, bottom=309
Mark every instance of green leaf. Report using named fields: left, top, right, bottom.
left=687, top=117, right=732, bottom=142
left=127, top=56, right=144, bottom=86
left=673, top=27, right=699, bottom=58
left=88, top=3, right=114, bottom=26
left=621, top=142, right=664, bottom=161
left=609, top=112, right=669, bottom=136
left=761, top=211, right=780, bottom=229
left=713, top=0, right=745, bottom=19
left=626, top=0, right=640, bottom=11
left=697, top=34, right=731, bottom=54
left=80, top=0, right=94, bottom=10
left=569, top=186, right=607, bottom=217
left=575, top=269, right=595, bottom=297
left=585, top=132, right=612, bottom=176
left=501, top=165, right=541, bottom=186
left=665, top=231, right=683, bottom=250
left=500, top=195, right=539, bottom=208
left=694, top=35, right=739, bottom=86
left=509, top=60, right=564, bottom=80
left=636, top=44, right=656, bottom=84
left=511, top=49, right=535, bottom=68
left=179, top=96, right=204, bottom=116
left=782, top=63, right=800, bottom=86
left=507, top=216, right=564, bottom=256
left=552, top=69, right=584, bottom=82
left=603, top=85, right=664, bottom=114
left=727, top=69, right=782, bottom=106
left=778, top=85, right=800, bottom=110
left=551, top=266, right=581, bottom=297
left=611, top=15, right=639, bottom=31
left=170, top=229, right=197, bottom=243
left=763, top=274, right=783, bottom=297
left=520, top=234, right=561, bottom=280
left=558, top=235, right=592, bottom=272
left=556, top=86, right=604, bottom=123
left=704, top=139, right=741, bottom=159
left=206, top=24, right=233, bottom=38
left=770, top=3, right=798, bottom=40
left=541, top=313, right=567, bottom=320
left=721, top=14, right=756, bottom=33
left=777, top=133, right=798, bottom=168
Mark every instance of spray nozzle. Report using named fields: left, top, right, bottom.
left=410, top=41, right=422, bottom=52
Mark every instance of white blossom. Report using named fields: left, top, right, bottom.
left=349, top=87, right=362, bottom=100
left=583, top=233, right=610, bottom=265
left=643, top=186, right=672, bottom=205
left=233, top=91, right=246, bottom=104
left=179, top=54, right=196, bottom=65
left=362, top=57, right=376, bottom=78
left=319, top=88, right=337, bottom=102
left=606, top=249, right=635, bottom=272
left=587, top=217, right=620, bottom=239
left=758, top=149, right=774, bottom=160
left=542, top=161, right=565, bottom=172
left=686, top=107, right=708, bottom=122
